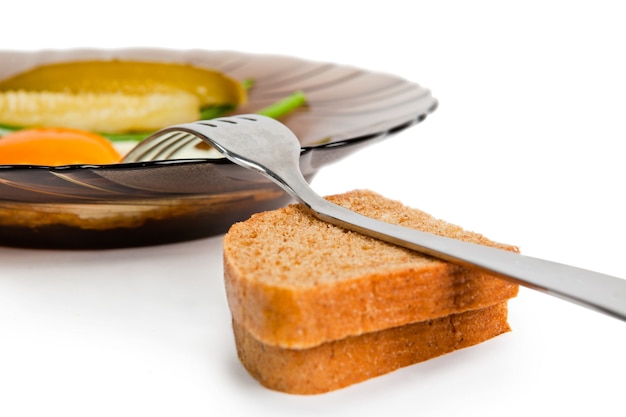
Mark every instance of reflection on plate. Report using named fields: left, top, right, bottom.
left=0, top=48, right=437, bottom=249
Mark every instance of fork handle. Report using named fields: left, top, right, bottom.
left=291, top=183, right=626, bottom=322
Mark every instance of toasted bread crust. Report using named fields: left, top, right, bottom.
left=223, top=190, right=518, bottom=349
left=233, top=302, right=511, bottom=395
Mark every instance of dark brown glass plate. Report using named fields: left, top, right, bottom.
left=0, top=48, right=437, bottom=249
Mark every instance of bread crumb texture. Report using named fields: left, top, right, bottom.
left=223, top=189, right=518, bottom=349
left=234, top=302, right=511, bottom=395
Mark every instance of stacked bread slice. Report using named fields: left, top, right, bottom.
left=223, top=190, right=518, bottom=394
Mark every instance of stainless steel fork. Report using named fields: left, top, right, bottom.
left=124, top=114, right=626, bottom=322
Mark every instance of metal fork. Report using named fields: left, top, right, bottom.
left=124, top=114, right=626, bottom=322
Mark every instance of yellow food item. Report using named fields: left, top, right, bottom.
left=0, top=127, right=122, bottom=165
left=0, top=60, right=247, bottom=133
left=0, top=90, right=200, bottom=133
left=0, top=60, right=247, bottom=104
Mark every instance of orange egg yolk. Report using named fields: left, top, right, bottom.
left=0, top=127, right=122, bottom=165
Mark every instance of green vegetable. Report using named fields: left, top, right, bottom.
left=100, top=131, right=154, bottom=142
left=256, top=90, right=307, bottom=119
left=0, top=123, right=19, bottom=136
left=199, top=104, right=237, bottom=120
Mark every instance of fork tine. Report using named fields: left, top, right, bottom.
left=124, top=129, right=202, bottom=162
left=157, top=132, right=201, bottom=161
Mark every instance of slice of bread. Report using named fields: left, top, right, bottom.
left=233, top=302, right=511, bottom=395
left=223, top=189, right=518, bottom=350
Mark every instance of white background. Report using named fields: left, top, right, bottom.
left=1, top=1, right=625, bottom=416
